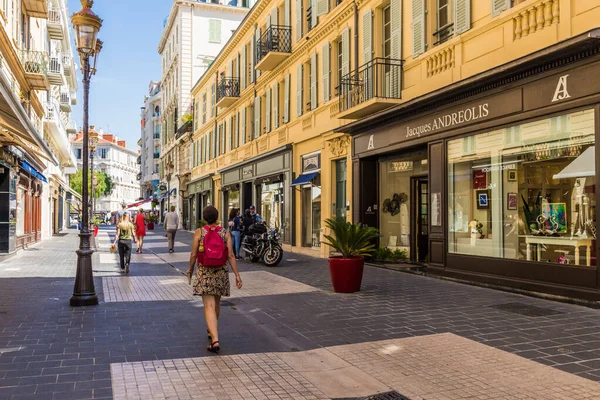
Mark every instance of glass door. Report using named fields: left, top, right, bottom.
left=412, top=178, right=429, bottom=262
left=335, top=159, right=347, bottom=219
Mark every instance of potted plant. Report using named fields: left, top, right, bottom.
left=147, top=213, right=158, bottom=230
left=322, top=217, right=379, bottom=293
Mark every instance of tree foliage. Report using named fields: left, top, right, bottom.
left=69, top=169, right=112, bottom=198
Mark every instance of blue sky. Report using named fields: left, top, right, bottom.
left=68, top=0, right=172, bottom=150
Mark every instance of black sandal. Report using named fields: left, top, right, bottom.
left=207, top=341, right=220, bottom=353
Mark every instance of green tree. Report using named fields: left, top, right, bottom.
left=69, top=170, right=112, bottom=198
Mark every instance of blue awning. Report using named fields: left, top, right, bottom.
left=158, top=188, right=176, bottom=199
left=290, top=171, right=318, bottom=187
left=19, top=160, right=47, bottom=183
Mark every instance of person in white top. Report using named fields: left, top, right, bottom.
left=164, top=206, right=179, bottom=253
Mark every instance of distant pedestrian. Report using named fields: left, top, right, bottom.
left=164, top=205, right=179, bottom=253
left=249, top=205, right=262, bottom=223
left=187, top=206, right=242, bottom=353
left=113, top=211, right=137, bottom=274
left=117, top=203, right=127, bottom=222
left=134, top=208, right=147, bottom=254
left=228, top=208, right=242, bottom=259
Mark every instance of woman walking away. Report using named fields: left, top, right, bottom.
left=113, top=212, right=137, bottom=274
left=228, top=208, right=242, bottom=259
left=134, top=208, right=147, bottom=253
left=187, top=206, right=242, bottom=353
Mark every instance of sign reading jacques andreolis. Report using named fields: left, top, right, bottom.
left=354, top=89, right=523, bottom=155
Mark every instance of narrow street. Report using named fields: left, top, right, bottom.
left=0, top=228, right=599, bottom=399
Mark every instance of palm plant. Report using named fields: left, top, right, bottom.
left=322, top=217, right=380, bottom=258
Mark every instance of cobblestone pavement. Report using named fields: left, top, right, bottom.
left=1, top=226, right=600, bottom=399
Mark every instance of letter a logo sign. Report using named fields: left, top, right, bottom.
left=367, top=135, right=374, bottom=150
left=552, top=75, right=571, bottom=103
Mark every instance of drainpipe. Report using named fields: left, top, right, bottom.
left=353, top=1, right=359, bottom=73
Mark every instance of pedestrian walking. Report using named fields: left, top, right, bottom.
left=228, top=208, right=242, bottom=259
left=187, top=206, right=242, bottom=353
left=164, top=205, right=179, bottom=253
left=134, top=208, right=147, bottom=254
left=113, top=212, right=137, bottom=274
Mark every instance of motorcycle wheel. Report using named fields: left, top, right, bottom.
left=263, top=247, right=283, bottom=267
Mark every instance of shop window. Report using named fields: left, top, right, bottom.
left=448, top=109, right=597, bottom=267
left=335, top=159, right=347, bottom=219
left=259, top=181, right=284, bottom=229
left=16, top=187, right=24, bottom=236
left=302, top=174, right=321, bottom=247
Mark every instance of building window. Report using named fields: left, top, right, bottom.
left=76, top=148, right=82, bottom=159
left=434, top=0, right=454, bottom=45
left=336, top=40, right=343, bottom=95
left=202, top=93, right=207, bottom=124
left=448, top=109, right=597, bottom=268
left=209, top=19, right=221, bottom=43
left=383, top=6, right=391, bottom=59
left=100, top=148, right=107, bottom=159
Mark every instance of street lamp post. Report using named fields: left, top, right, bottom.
left=70, top=0, right=102, bottom=307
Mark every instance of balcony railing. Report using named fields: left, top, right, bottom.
left=45, top=99, right=66, bottom=132
left=19, top=50, right=49, bottom=89
left=433, top=23, right=454, bottom=46
left=48, top=56, right=64, bottom=85
left=137, top=156, right=142, bottom=165
left=175, top=120, right=193, bottom=138
left=60, top=91, right=71, bottom=111
left=216, top=77, right=240, bottom=107
left=256, top=25, right=292, bottom=70
left=47, top=7, right=64, bottom=40
left=62, top=53, right=72, bottom=75
left=338, top=58, right=403, bottom=118
left=66, top=119, right=77, bottom=134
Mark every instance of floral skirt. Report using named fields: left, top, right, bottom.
left=192, top=264, right=230, bottom=297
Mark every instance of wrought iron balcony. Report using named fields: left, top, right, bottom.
left=19, top=50, right=49, bottom=90
left=256, top=25, right=292, bottom=71
left=60, top=91, right=71, bottom=112
left=48, top=56, right=65, bottom=86
left=216, top=77, right=240, bottom=108
left=338, top=58, right=403, bottom=119
left=175, top=120, right=193, bottom=139
left=23, top=0, right=48, bottom=18
left=47, top=7, right=64, bottom=40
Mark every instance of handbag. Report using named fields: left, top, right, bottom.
left=110, top=244, right=117, bottom=254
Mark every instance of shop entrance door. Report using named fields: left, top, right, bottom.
left=242, top=182, right=253, bottom=211
left=411, top=177, right=429, bottom=263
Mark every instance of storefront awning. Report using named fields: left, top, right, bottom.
left=553, top=146, right=595, bottom=179
left=159, top=188, right=176, bottom=199
left=290, top=172, right=318, bottom=187
left=20, top=159, right=47, bottom=183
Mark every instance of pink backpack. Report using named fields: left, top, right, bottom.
left=197, top=226, right=228, bottom=267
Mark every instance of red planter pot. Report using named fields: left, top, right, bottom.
left=328, top=257, right=365, bottom=293
left=147, top=222, right=155, bottom=230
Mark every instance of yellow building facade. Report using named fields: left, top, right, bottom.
left=186, top=0, right=600, bottom=265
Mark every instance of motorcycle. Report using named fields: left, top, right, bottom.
left=242, top=223, right=284, bottom=267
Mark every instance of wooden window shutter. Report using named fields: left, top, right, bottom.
left=254, top=96, right=261, bottom=139
left=362, top=9, right=372, bottom=64
left=311, top=0, right=318, bottom=28
left=250, top=36, right=255, bottom=84
left=284, top=74, right=290, bottom=123
left=273, top=82, right=279, bottom=129
left=454, top=0, right=471, bottom=35
left=295, top=0, right=302, bottom=42
left=211, top=83, right=215, bottom=117
left=266, top=88, right=272, bottom=133
left=241, top=107, right=247, bottom=145
left=284, top=0, right=291, bottom=26
left=412, top=0, right=426, bottom=57
left=296, top=63, right=303, bottom=117
left=322, top=43, right=330, bottom=102
left=310, top=52, right=317, bottom=110
left=390, top=0, right=402, bottom=98
left=491, top=0, right=510, bottom=17
left=317, top=0, right=328, bottom=17
left=241, top=48, right=247, bottom=89
left=341, top=27, right=350, bottom=77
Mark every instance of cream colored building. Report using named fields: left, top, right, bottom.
left=185, top=0, right=600, bottom=266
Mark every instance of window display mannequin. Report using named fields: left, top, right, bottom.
left=571, top=178, right=590, bottom=238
